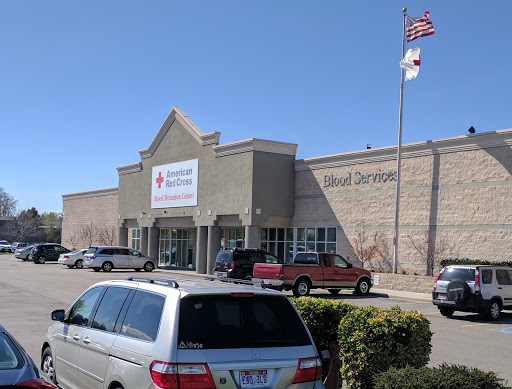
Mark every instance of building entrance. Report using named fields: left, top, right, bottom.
left=158, top=228, right=196, bottom=269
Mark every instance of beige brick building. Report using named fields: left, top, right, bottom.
left=61, top=107, right=512, bottom=274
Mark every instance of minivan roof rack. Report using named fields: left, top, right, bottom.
left=124, top=276, right=180, bottom=288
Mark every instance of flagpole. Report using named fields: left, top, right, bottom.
left=392, top=8, right=407, bottom=274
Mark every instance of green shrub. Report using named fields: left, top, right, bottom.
left=374, top=364, right=511, bottom=389
left=338, top=306, right=432, bottom=389
left=290, top=296, right=356, bottom=352
left=440, top=258, right=512, bottom=267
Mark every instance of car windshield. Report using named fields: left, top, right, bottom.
left=178, top=295, right=312, bottom=349
left=439, top=267, right=475, bottom=282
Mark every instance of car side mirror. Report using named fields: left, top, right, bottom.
left=51, top=309, right=65, bottom=322
left=321, top=349, right=331, bottom=360
left=347, top=263, right=353, bottom=268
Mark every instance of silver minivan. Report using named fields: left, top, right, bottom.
left=41, top=277, right=325, bottom=389
left=83, top=246, right=157, bottom=272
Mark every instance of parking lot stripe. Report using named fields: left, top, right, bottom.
left=461, top=323, right=489, bottom=328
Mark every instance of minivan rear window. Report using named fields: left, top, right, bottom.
left=439, top=268, right=475, bottom=282
left=178, top=295, right=311, bottom=349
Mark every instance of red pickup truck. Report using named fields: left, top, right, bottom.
left=253, top=252, right=373, bottom=297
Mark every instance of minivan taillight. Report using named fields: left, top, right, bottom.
left=292, top=357, right=322, bottom=383
left=230, top=261, right=235, bottom=270
left=150, top=361, right=215, bottom=389
left=89, top=255, right=96, bottom=260
left=474, top=269, right=481, bottom=294
left=433, top=269, right=443, bottom=291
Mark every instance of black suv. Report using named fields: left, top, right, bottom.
left=213, top=247, right=281, bottom=280
left=31, top=244, right=71, bottom=264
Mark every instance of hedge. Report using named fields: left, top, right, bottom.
left=440, top=258, right=512, bottom=267
left=338, top=305, right=432, bottom=389
left=374, top=364, right=511, bottom=389
left=290, top=296, right=356, bottom=352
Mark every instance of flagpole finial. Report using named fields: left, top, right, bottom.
left=402, top=7, right=407, bottom=12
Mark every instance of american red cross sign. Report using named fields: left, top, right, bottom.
left=156, top=172, right=164, bottom=188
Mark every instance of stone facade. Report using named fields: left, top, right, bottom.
left=60, top=107, right=512, bottom=276
left=61, top=188, right=119, bottom=249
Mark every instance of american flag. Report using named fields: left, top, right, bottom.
left=405, top=11, right=435, bottom=42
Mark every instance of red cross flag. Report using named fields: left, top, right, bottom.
left=405, top=11, right=435, bottom=42
left=400, top=47, right=420, bottom=81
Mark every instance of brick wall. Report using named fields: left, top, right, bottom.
left=61, top=188, right=119, bottom=249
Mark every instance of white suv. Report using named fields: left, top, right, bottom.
left=432, top=265, right=512, bottom=320
left=41, top=277, right=325, bottom=389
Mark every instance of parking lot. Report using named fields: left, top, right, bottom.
left=1, top=253, right=511, bottom=385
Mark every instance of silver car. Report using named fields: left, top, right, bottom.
left=58, top=249, right=88, bottom=268
left=41, top=276, right=325, bottom=389
left=15, top=245, right=35, bottom=261
left=83, top=246, right=157, bottom=272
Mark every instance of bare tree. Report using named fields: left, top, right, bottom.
left=0, top=187, right=18, bottom=216
left=67, top=232, right=81, bottom=250
left=13, top=209, right=41, bottom=241
left=77, top=222, right=98, bottom=248
left=98, top=225, right=117, bottom=246
left=349, top=229, right=386, bottom=269
left=408, top=229, right=451, bottom=276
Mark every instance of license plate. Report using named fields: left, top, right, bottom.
left=216, top=272, right=226, bottom=278
left=241, top=370, right=268, bottom=387
left=438, top=294, right=447, bottom=300
left=263, top=279, right=270, bottom=285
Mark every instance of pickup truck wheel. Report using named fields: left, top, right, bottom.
left=328, top=289, right=340, bottom=295
left=439, top=307, right=454, bottom=317
left=355, top=278, right=371, bottom=296
left=293, top=279, right=311, bottom=297
left=242, top=273, right=252, bottom=281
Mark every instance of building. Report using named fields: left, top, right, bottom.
left=62, top=107, right=512, bottom=274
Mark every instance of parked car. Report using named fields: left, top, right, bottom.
left=41, top=276, right=325, bottom=389
left=214, top=247, right=282, bottom=280
left=30, top=244, right=71, bottom=264
left=0, top=323, right=57, bottom=388
left=58, top=249, right=88, bottom=269
left=10, top=241, right=27, bottom=253
left=15, top=245, right=35, bottom=261
left=432, top=264, right=512, bottom=320
left=253, top=251, right=373, bottom=297
left=0, top=240, right=11, bottom=252
left=83, top=246, right=157, bottom=272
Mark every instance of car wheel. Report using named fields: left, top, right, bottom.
left=33, top=258, right=40, bottom=264
left=93, top=268, right=100, bottom=272
left=38, top=255, right=47, bottom=264
left=143, top=261, right=155, bottom=272
left=439, top=307, right=454, bottom=317
left=242, top=273, right=252, bottom=281
left=67, top=265, right=73, bottom=268
left=22, top=258, right=28, bottom=261
left=355, top=278, right=371, bottom=296
left=486, top=299, right=501, bottom=321
left=134, top=268, right=142, bottom=272
left=75, top=259, right=83, bottom=269
left=293, top=278, right=311, bottom=297
left=328, top=289, right=340, bottom=295
left=102, top=262, right=113, bottom=272
left=42, top=347, right=57, bottom=384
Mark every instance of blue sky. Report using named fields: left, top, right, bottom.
left=1, top=1, right=511, bottom=213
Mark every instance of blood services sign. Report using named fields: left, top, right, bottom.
left=151, top=159, right=198, bottom=209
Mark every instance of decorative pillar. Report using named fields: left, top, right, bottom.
left=196, top=226, right=208, bottom=275
left=140, top=227, right=149, bottom=256
left=118, top=227, right=128, bottom=247
left=207, top=226, right=221, bottom=275
left=245, top=225, right=260, bottom=249
left=148, top=227, right=159, bottom=264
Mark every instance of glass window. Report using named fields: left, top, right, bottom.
left=116, top=248, right=131, bottom=256
left=323, top=254, right=331, bottom=267
left=480, top=269, right=493, bottom=284
left=68, top=287, right=104, bottom=326
left=91, top=287, right=131, bottom=332
left=297, top=228, right=305, bottom=241
left=306, top=228, right=315, bottom=241
left=260, top=228, right=267, bottom=241
left=0, top=333, right=23, bottom=369
left=178, top=295, right=311, bottom=349
left=496, top=270, right=512, bottom=285
left=327, top=228, right=336, bottom=242
left=294, top=253, right=318, bottom=264
left=439, top=268, right=475, bottom=282
left=332, top=255, right=348, bottom=268
left=131, top=228, right=141, bottom=251
left=129, top=249, right=142, bottom=257
left=120, top=291, right=165, bottom=342
left=317, top=228, right=326, bottom=242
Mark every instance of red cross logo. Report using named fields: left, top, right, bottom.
left=156, top=172, right=164, bottom=188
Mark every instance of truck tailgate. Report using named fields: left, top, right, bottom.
left=253, top=263, right=283, bottom=279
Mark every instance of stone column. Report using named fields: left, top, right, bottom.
left=207, top=226, right=221, bottom=275
left=245, top=225, right=260, bottom=249
left=140, top=227, right=149, bottom=256
left=148, top=227, right=159, bottom=264
left=196, top=226, right=208, bottom=275
left=118, top=227, right=128, bottom=247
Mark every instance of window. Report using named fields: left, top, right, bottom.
left=223, top=227, right=244, bottom=248
left=178, top=295, right=311, bottom=349
left=332, top=255, right=349, bottom=268
left=131, top=229, right=141, bottom=251
left=481, top=269, right=493, bottom=284
left=68, top=287, right=104, bottom=326
left=295, top=227, right=337, bottom=255
left=260, top=228, right=294, bottom=263
left=116, top=248, right=131, bottom=256
left=99, top=248, right=115, bottom=255
left=91, top=287, right=131, bottom=332
left=120, top=291, right=165, bottom=342
left=294, top=253, right=318, bottom=264
left=323, top=254, right=331, bottom=267
left=159, top=228, right=196, bottom=268
left=496, top=270, right=512, bottom=285
left=439, top=268, right=475, bottom=282
left=0, top=333, right=23, bottom=369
